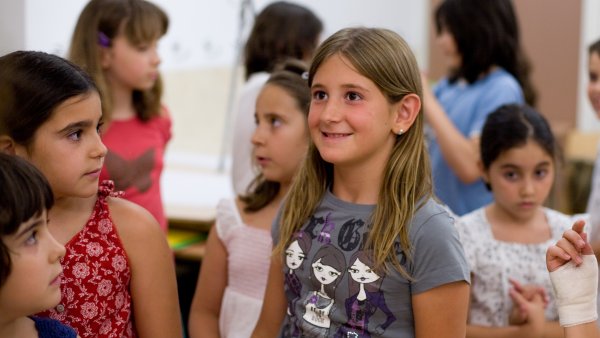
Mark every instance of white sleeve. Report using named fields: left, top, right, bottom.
left=215, top=199, right=241, bottom=240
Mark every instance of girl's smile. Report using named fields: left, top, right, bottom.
left=309, top=54, right=399, bottom=171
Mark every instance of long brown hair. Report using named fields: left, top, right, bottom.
left=275, top=28, right=433, bottom=277
left=69, top=0, right=168, bottom=122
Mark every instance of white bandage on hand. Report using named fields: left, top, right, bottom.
left=550, top=255, right=598, bottom=327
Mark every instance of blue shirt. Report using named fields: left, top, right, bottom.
left=428, top=68, right=524, bottom=216
left=31, top=316, right=77, bottom=338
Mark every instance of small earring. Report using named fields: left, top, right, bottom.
left=397, top=129, right=404, bottom=136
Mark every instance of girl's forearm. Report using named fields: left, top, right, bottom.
left=563, top=322, right=600, bottom=338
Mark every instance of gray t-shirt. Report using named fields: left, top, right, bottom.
left=273, top=190, right=470, bottom=337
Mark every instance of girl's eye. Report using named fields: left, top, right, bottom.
left=270, top=117, right=282, bottom=127
left=345, top=92, right=361, bottom=101
left=503, top=171, right=518, bottom=180
left=25, top=230, right=38, bottom=246
left=329, top=271, right=339, bottom=277
left=349, top=268, right=358, bottom=273
left=96, top=122, right=104, bottom=135
left=298, top=254, right=305, bottom=260
left=312, top=91, right=327, bottom=101
left=535, top=169, right=548, bottom=178
left=67, top=130, right=83, bottom=141
left=315, top=266, right=323, bottom=272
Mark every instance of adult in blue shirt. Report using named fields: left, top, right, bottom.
left=422, top=0, right=537, bottom=216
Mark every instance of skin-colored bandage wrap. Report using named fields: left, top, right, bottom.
left=550, top=255, right=598, bottom=327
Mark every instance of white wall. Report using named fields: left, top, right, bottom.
left=0, top=1, right=25, bottom=55
left=18, top=0, right=429, bottom=70
left=2, top=0, right=430, bottom=170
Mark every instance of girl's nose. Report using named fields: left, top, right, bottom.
left=48, top=230, right=66, bottom=263
left=251, top=124, right=267, bottom=146
left=320, top=100, right=342, bottom=123
left=152, top=47, right=161, bottom=66
left=92, top=133, right=108, bottom=159
left=520, top=178, right=535, bottom=196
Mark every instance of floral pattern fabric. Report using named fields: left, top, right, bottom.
left=37, top=180, right=135, bottom=338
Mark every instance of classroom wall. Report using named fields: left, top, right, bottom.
left=0, top=0, right=430, bottom=172
left=4, top=0, right=599, bottom=171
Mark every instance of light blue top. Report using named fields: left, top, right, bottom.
left=428, top=68, right=524, bottom=216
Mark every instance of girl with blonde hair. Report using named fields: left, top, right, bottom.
left=251, top=27, right=470, bottom=338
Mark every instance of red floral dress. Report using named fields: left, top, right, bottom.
left=37, top=181, right=135, bottom=338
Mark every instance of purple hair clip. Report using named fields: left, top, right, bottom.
left=97, top=32, right=111, bottom=47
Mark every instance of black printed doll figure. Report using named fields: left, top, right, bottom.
left=336, top=251, right=396, bottom=337
left=300, top=245, right=346, bottom=336
left=285, top=231, right=312, bottom=314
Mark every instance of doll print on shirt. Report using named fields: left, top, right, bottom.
left=284, top=210, right=399, bottom=337
left=105, top=149, right=154, bottom=192
left=337, top=251, right=396, bottom=337
left=300, top=244, right=346, bottom=336
left=285, top=231, right=312, bottom=312
left=284, top=231, right=312, bottom=336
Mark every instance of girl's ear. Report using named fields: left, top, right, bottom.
left=100, top=47, right=112, bottom=69
left=391, top=93, right=421, bottom=135
left=478, top=160, right=490, bottom=184
left=0, top=135, right=17, bottom=155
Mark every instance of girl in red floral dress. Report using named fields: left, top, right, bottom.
left=0, top=51, right=182, bottom=337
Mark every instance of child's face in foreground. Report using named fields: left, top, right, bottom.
left=588, top=51, right=600, bottom=117
left=308, top=54, right=397, bottom=169
left=0, top=210, right=65, bottom=318
left=14, top=93, right=107, bottom=199
left=252, top=83, right=308, bottom=186
left=483, top=139, right=554, bottom=222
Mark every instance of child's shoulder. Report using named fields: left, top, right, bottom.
left=410, top=198, right=460, bottom=235
left=107, top=197, right=164, bottom=242
left=214, top=198, right=244, bottom=238
left=544, top=207, right=583, bottom=234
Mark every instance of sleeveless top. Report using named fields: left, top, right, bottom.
left=215, top=199, right=272, bottom=338
left=31, top=316, right=77, bottom=338
left=36, top=181, right=135, bottom=338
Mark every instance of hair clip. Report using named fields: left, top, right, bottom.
left=97, top=32, right=111, bottom=47
left=301, top=71, right=309, bottom=80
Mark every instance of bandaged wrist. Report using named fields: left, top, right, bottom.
left=550, top=255, right=598, bottom=327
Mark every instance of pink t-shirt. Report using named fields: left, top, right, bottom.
left=99, top=112, right=171, bottom=231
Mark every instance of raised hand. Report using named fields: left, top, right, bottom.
left=546, top=220, right=592, bottom=273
